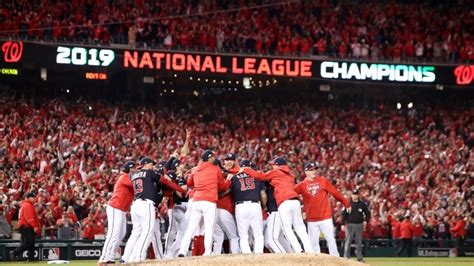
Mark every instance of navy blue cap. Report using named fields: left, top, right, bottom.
left=273, top=157, right=287, bottom=166
left=240, top=160, right=251, bottom=167
left=167, top=171, right=178, bottom=181
left=140, top=157, right=155, bottom=166
left=303, top=162, right=319, bottom=171
left=224, top=153, right=236, bottom=161
left=214, top=159, right=223, bottom=168
left=201, top=150, right=214, bottom=161
left=352, top=189, right=359, bottom=195
left=171, top=158, right=181, bottom=169
left=157, top=160, right=167, bottom=168
left=123, top=161, right=136, bottom=172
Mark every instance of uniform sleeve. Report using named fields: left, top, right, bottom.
left=187, top=174, right=194, bottom=187
left=450, top=221, right=463, bottom=233
left=294, top=182, right=303, bottom=194
left=160, top=176, right=187, bottom=194
left=217, top=170, right=230, bottom=190
left=341, top=205, right=349, bottom=222
left=123, top=174, right=133, bottom=189
left=324, top=179, right=350, bottom=207
left=244, top=168, right=271, bottom=181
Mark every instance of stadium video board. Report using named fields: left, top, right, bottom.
left=0, top=40, right=472, bottom=87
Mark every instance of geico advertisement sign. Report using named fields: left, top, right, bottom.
left=320, top=61, right=436, bottom=83
left=74, top=249, right=102, bottom=257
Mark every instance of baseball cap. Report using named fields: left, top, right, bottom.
left=272, top=157, right=287, bottom=166
left=201, top=150, right=214, bottom=161
left=157, top=160, right=167, bottom=169
left=224, top=153, right=236, bottom=161
left=140, top=157, right=155, bottom=166
left=167, top=171, right=178, bottom=181
left=171, top=158, right=181, bottom=169
left=352, top=189, right=360, bottom=195
left=24, top=192, right=37, bottom=199
left=123, top=161, right=136, bottom=172
left=240, top=160, right=251, bottom=167
left=303, top=162, right=319, bottom=171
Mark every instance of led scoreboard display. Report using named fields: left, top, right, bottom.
left=0, top=41, right=471, bottom=87
left=56, top=46, right=115, bottom=66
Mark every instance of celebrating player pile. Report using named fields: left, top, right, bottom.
left=100, top=130, right=351, bottom=264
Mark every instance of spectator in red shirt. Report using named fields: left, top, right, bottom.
left=412, top=217, right=424, bottom=236
left=82, top=212, right=96, bottom=240
left=397, top=215, right=413, bottom=257
left=450, top=214, right=466, bottom=256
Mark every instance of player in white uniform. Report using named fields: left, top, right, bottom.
left=99, top=161, right=135, bottom=265
left=228, top=160, right=265, bottom=253
left=263, top=183, right=293, bottom=253
left=177, top=150, right=228, bottom=257
left=122, top=158, right=186, bottom=262
left=212, top=154, right=240, bottom=254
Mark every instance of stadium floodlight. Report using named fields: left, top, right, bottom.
left=243, top=77, right=252, bottom=89
left=66, top=89, right=70, bottom=94
left=40, top=68, right=47, bottom=81
left=408, top=102, right=413, bottom=109
left=397, top=103, right=402, bottom=110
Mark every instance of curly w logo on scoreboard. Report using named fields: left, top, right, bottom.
left=2, top=41, right=23, bottom=63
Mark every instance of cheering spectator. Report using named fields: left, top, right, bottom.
left=435, top=217, right=451, bottom=247
left=56, top=213, right=74, bottom=240
left=397, top=215, right=414, bottom=257
left=450, top=214, right=466, bottom=256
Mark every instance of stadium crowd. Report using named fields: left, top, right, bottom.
left=0, top=93, right=472, bottom=244
left=0, top=0, right=472, bottom=61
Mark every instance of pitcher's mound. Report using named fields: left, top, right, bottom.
left=130, top=253, right=367, bottom=266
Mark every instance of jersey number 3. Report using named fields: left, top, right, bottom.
left=134, top=179, right=143, bottom=193
left=239, top=178, right=255, bottom=191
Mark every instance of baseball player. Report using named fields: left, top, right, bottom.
left=213, top=153, right=240, bottom=254
left=228, top=160, right=265, bottom=253
left=164, top=170, right=188, bottom=258
left=295, top=162, right=350, bottom=256
left=98, top=161, right=135, bottom=265
left=150, top=206, right=165, bottom=260
left=264, top=183, right=292, bottom=253
left=177, top=150, right=228, bottom=257
left=121, top=158, right=186, bottom=263
left=240, top=157, right=314, bottom=253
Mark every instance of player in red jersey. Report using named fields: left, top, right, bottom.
left=240, top=157, right=314, bottom=253
left=99, top=161, right=135, bottom=265
left=295, top=162, right=350, bottom=256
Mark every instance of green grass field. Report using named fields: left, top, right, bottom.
left=2, top=257, right=474, bottom=266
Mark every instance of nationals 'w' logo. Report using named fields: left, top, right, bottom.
left=308, top=183, right=320, bottom=196
left=2, top=41, right=23, bottom=63
left=454, top=65, right=473, bottom=85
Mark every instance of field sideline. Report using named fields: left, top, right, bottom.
left=2, top=257, right=474, bottom=266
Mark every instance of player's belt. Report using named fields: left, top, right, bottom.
left=235, top=200, right=260, bottom=205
